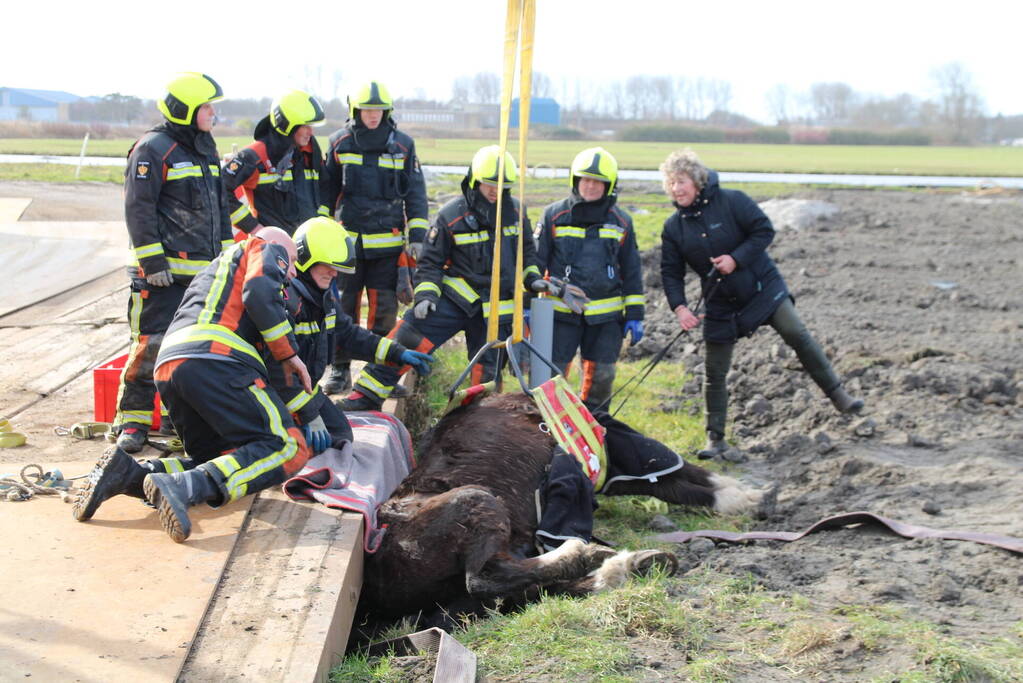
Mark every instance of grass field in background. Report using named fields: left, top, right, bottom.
left=3, top=136, right=1023, bottom=176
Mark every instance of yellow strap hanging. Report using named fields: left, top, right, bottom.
left=489, top=0, right=535, bottom=343
left=512, top=0, right=535, bottom=343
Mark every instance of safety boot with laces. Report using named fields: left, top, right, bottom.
left=337, top=391, right=383, bottom=412
left=72, top=446, right=149, bottom=521
left=143, top=470, right=220, bottom=543
left=322, top=365, right=352, bottom=395
left=697, top=430, right=728, bottom=460
left=116, top=426, right=149, bottom=454
left=828, top=385, right=864, bottom=414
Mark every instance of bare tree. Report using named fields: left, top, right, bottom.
left=651, top=76, right=675, bottom=119
left=931, top=62, right=985, bottom=142
left=451, top=76, right=471, bottom=104
left=706, top=79, right=733, bottom=115
left=810, top=82, right=856, bottom=124
left=532, top=72, right=554, bottom=99
left=471, top=72, right=500, bottom=104
left=765, top=84, right=792, bottom=124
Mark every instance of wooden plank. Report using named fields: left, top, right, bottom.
left=0, top=467, right=252, bottom=683
left=0, top=221, right=126, bottom=316
left=177, top=490, right=364, bottom=682
left=0, top=197, right=32, bottom=222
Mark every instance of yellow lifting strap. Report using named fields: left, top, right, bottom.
left=488, top=0, right=536, bottom=344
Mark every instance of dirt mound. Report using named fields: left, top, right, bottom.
left=634, top=189, right=1023, bottom=672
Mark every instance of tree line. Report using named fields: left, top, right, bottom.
left=55, top=62, right=1022, bottom=145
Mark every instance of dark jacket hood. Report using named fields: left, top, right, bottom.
left=253, top=116, right=297, bottom=163
left=157, top=121, right=218, bottom=160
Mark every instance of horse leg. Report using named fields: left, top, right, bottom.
left=603, top=464, right=773, bottom=516
left=465, top=539, right=618, bottom=599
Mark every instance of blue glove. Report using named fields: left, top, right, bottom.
left=301, top=416, right=331, bottom=454
left=400, top=349, right=435, bottom=376
left=624, top=320, right=644, bottom=345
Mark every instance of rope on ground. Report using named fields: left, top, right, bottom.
left=0, top=464, right=75, bottom=503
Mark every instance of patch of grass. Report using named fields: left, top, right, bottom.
left=0, top=162, right=124, bottom=183
left=832, top=603, right=1023, bottom=682
left=7, top=137, right=1023, bottom=175
left=459, top=578, right=709, bottom=680
left=329, top=651, right=400, bottom=682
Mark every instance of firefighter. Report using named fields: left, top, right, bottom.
left=319, top=81, right=429, bottom=395
left=535, top=147, right=644, bottom=410
left=272, top=217, right=433, bottom=451
left=112, top=72, right=233, bottom=454
left=222, top=90, right=326, bottom=236
left=74, top=227, right=314, bottom=542
left=341, top=145, right=581, bottom=411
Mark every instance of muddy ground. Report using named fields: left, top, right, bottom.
left=627, top=187, right=1023, bottom=679
left=2, top=179, right=1020, bottom=680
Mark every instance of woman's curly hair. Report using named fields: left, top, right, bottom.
left=659, top=148, right=710, bottom=195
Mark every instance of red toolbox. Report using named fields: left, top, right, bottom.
left=93, top=353, right=161, bottom=430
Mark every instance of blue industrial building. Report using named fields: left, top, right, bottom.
left=509, top=97, right=560, bottom=127
left=0, top=87, right=82, bottom=122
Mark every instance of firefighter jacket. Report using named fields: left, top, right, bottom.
left=222, top=116, right=324, bottom=235
left=124, top=122, right=233, bottom=283
left=412, top=176, right=542, bottom=323
left=660, top=170, right=788, bottom=344
left=536, top=193, right=645, bottom=325
left=319, top=119, right=429, bottom=259
left=156, top=236, right=299, bottom=376
left=268, top=271, right=408, bottom=424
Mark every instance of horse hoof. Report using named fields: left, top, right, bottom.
left=630, top=549, right=679, bottom=577
left=754, top=483, right=780, bottom=521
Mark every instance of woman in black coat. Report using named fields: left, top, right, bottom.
left=659, top=149, right=862, bottom=457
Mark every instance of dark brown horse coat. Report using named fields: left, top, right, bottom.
left=362, top=393, right=761, bottom=619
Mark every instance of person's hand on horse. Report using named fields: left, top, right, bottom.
left=710, top=254, right=737, bottom=275
left=400, top=350, right=435, bottom=375
left=674, top=305, right=702, bottom=331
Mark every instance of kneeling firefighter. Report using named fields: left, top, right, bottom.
left=273, top=217, right=434, bottom=452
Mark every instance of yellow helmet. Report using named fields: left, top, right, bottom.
left=470, top=145, right=518, bottom=187
left=157, top=72, right=224, bottom=126
left=347, top=81, right=393, bottom=119
left=570, top=147, right=618, bottom=195
left=293, top=217, right=356, bottom=274
left=271, top=90, right=325, bottom=136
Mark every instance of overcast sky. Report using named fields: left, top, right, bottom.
left=5, top=0, right=1021, bottom=122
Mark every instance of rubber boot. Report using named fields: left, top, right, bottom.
left=828, top=385, right=864, bottom=414
left=322, top=364, right=352, bottom=395
left=697, top=430, right=728, bottom=460
left=116, top=426, right=149, bottom=454
left=143, top=469, right=220, bottom=543
left=72, top=446, right=149, bottom=521
left=337, top=391, right=383, bottom=412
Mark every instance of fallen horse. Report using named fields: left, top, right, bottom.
left=359, top=392, right=769, bottom=622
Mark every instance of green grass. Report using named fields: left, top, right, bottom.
left=0, top=162, right=125, bottom=183
left=4, top=136, right=1023, bottom=176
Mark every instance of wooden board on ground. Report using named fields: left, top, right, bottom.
left=0, top=468, right=252, bottom=683
left=0, top=221, right=126, bottom=316
left=177, top=490, right=364, bottom=682
left=0, top=197, right=31, bottom=222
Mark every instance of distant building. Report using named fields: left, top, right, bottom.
left=509, top=97, right=560, bottom=127
left=0, top=87, right=82, bottom=122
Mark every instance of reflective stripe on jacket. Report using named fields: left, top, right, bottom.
left=156, top=237, right=299, bottom=375
left=124, top=124, right=233, bottom=282
left=319, top=121, right=429, bottom=258
left=536, top=194, right=644, bottom=325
